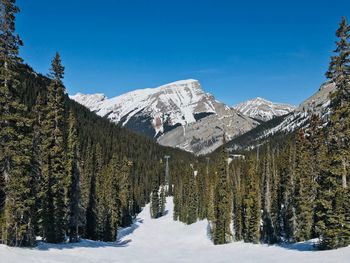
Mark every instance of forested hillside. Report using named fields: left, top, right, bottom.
left=172, top=17, right=350, bottom=250
left=0, top=0, right=193, bottom=247
left=1, top=0, right=350, bottom=255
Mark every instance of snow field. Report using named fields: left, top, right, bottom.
left=1, top=197, right=350, bottom=263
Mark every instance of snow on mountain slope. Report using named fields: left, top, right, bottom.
left=234, top=97, right=295, bottom=122
left=71, top=79, right=220, bottom=137
left=262, top=82, right=335, bottom=136
left=2, top=196, right=350, bottom=263
left=228, top=82, right=336, bottom=150
left=71, top=80, right=259, bottom=154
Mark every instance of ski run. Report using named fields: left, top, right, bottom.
left=1, top=197, right=349, bottom=263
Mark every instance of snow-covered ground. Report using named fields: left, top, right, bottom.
left=1, top=197, right=350, bottom=263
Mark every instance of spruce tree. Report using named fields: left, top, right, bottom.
left=294, top=130, right=313, bottom=242
left=150, top=183, right=160, bottom=219
left=40, top=53, right=67, bottom=243
left=0, top=0, right=35, bottom=246
left=231, top=161, right=243, bottom=241
left=118, top=158, right=132, bottom=227
left=213, top=145, right=232, bottom=245
left=187, top=170, right=198, bottom=225
left=159, top=185, right=166, bottom=217
left=261, top=146, right=277, bottom=244
left=67, top=111, right=85, bottom=242
left=85, top=144, right=100, bottom=240
left=243, top=158, right=260, bottom=244
left=318, top=16, right=350, bottom=249
left=30, top=92, right=45, bottom=237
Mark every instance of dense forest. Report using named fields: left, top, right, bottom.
left=0, top=0, right=193, bottom=247
left=1, top=0, right=350, bottom=253
left=172, top=17, right=350, bottom=250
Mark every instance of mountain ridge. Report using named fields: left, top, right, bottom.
left=234, top=97, right=295, bottom=122
left=71, top=79, right=260, bottom=154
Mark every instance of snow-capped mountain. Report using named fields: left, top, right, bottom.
left=227, top=82, right=336, bottom=150
left=71, top=80, right=218, bottom=137
left=71, top=80, right=258, bottom=154
left=234, top=97, right=295, bottom=122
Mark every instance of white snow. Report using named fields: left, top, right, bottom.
left=234, top=97, right=295, bottom=121
left=70, top=79, right=219, bottom=137
left=2, top=197, right=350, bottom=263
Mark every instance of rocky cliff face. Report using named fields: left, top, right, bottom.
left=71, top=79, right=259, bottom=154
left=158, top=107, right=258, bottom=155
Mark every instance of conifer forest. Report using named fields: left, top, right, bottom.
left=1, top=0, right=350, bottom=262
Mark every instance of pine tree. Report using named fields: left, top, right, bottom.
left=40, top=53, right=67, bottom=243
left=173, top=177, right=182, bottom=221
left=213, top=145, right=232, bottom=245
left=231, top=161, right=243, bottom=241
left=118, top=158, right=132, bottom=227
left=108, top=155, right=120, bottom=241
left=0, top=0, right=35, bottom=246
left=187, top=170, right=198, bottom=225
left=85, top=144, right=101, bottom=240
left=67, top=111, right=85, bottom=243
left=307, top=115, right=325, bottom=238
left=278, top=140, right=296, bottom=242
left=318, top=16, right=350, bottom=249
left=30, top=92, right=45, bottom=237
left=150, top=183, right=160, bottom=219
left=261, top=145, right=277, bottom=244
left=243, top=158, right=260, bottom=244
left=159, top=185, right=166, bottom=217
left=294, top=130, right=313, bottom=242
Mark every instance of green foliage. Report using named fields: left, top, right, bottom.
left=0, top=0, right=35, bottom=247
left=316, top=16, right=350, bottom=250
left=242, top=158, right=260, bottom=244
left=213, top=147, right=232, bottom=245
left=67, top=111, right=85, bottom=243
left=294, top=130, right=314, bottom=242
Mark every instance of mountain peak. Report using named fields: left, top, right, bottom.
left=71, top=79, right=217, bottom=136
left=234, top=97, right=295, bottom=122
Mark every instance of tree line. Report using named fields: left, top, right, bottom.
left=172, top=17, right=350, bottom=250
left=0, top=0, right=193, bottom=247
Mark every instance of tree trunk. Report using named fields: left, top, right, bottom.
left=342, top=159, right=347, bottom=189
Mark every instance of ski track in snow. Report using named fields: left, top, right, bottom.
left=1, top=197, right=350, bottom=263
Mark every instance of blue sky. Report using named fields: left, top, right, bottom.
left=16, top=0, right=350, bottom=106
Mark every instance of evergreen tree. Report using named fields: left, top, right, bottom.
left=294, top=130, right=313, bottom=242
left=213, top=145, right=232, bottom=245
left=30, top=92, right=46, bottom=237
left=0, top=0, right=35, bottom=246
left=150, top=183, right=160, bottom=219
left=40, top=53, right=67, bottom=243
left=67, top=111, right=85, bottom=243
left=187, top=170, right=198, bottom=225
left=118, top=158, right=132, bottom=227
left=231, top=161, right=243, bottom=241
left=318, top=16, right=350, bottom=249
left=159, top=185, right=166, bottom=217
left=261, top=146, right=277, bottom=244
left=243, top=158, right=260, bottom=244
left=85, top=144, right=101, bottom=240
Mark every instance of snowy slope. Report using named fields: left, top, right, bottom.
left=70, top=80, right=258, bottom=154
left=228, top=83, right=336, bottom=150
left=2, top=197, right=350, bottom=263
left=71, top=80, right=221, bottom=137
left=234, top=97, right=295, bottom=122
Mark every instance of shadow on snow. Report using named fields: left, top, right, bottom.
left=25, top=218, right=145, bottom=251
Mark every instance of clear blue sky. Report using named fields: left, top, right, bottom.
left=16, top=0, right=350, bottom=106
